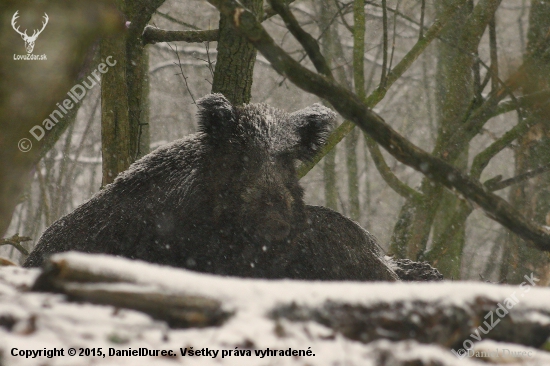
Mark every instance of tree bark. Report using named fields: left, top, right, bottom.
left=390, top=0, right=500, bottom=279
left=428, top=0, right=475, bottom=278
left=318, top=0, right=339, bottom=210
left=100, top=0, right=163, bottom=185
left=101, top=32, right=132, bottom=186
left=346, top=0, right=365, bottom=222
left=501, top=0, right=550, bottom=284
left=211, top=0, right=263, bottom=105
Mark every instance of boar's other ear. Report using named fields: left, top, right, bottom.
left=290, top=103, right=336, bottom=161
left=196, top=94, right=237, bottom=140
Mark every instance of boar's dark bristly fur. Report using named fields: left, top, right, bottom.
left=24, top=94, right=399, bottom=281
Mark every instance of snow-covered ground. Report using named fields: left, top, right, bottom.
left=1, top=253, right=550, bottom=365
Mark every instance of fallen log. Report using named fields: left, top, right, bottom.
left=0, top=252, right=544, bottom=365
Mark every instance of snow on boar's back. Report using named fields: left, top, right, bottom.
left=24, top=94, right=399, bottom=281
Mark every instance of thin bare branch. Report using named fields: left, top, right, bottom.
left=268, top=0, right=333, bottom=78
left=486, top=163, right=550, bottom=192
left=0, top=233, right=31, bottom=255
left=459, top=0, right=503, bottom=54
left=419, top=0, right=425, bottom=40
left=168, top=44, right=196, bottom=104
left=207, top=0, right=550, bottom=250
left=149, top=1, right=295, bottom=45
left=435, top=84, right=513, bottom=162
left=352, top=0, right=419, bottom=202
left=365, top=135, right=422, bottom=202
left=489, top=16, right=499, bottom=91
left=297, top=0, right=467, bottom=177
left=334, top=0, right=354, bottom=33
left=470, top=115, right=535, bottom=179
left=493, top=89, right=550, bottom=116
left=263, top=0, right=296, bottom=20
left=205, top=42, right=215, bottom=79
left=353, top=0, right=366, bottom=99
left=154, top=11, right=201, bottom=30
left=387, top=0, right=400, bottom=77
left=380, top=0, right=388, bottom=87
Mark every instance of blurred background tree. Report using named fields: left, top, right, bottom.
left=2, top=0, right=550, bottom=284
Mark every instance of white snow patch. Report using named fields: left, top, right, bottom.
left=1, top=253, right=550, bottom=365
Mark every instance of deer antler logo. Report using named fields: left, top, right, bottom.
left=11, top=11, right=49, bottom=54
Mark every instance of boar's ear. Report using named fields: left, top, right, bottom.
left=196, top=94, right=237, bottom=140
left=290, top=103, right=336, bottom=161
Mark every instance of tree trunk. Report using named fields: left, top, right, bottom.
left=318, top=0, right=341, bottom=211
left=31, top=252, right=550, bottom=354
left=501, top=0, right=550, bottom=284
left=345, top=0, right=366, bottom=222
left=100, top=0, right=157, bottom=185
left=100, top=32, right=132, bottom=186
left=211, top=0, right=263, bottom=105
left=346, top=122, right=360, bottom=220
left=389, top=0, right=483, bottom=279
left=138, top=48, right=151, bottom=158
left=324, top=149, right=338, bottom=210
